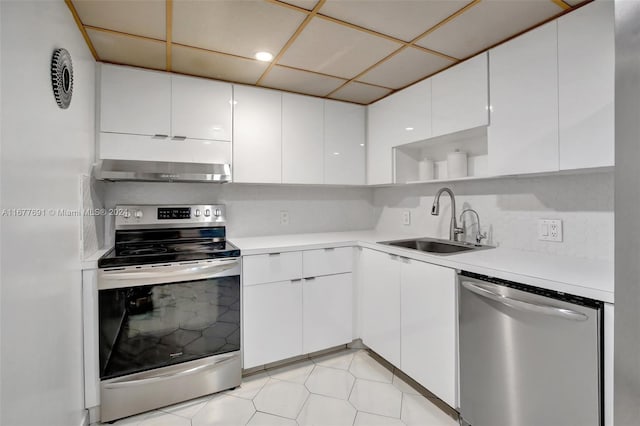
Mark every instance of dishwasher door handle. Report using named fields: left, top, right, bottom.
left=461, top=280, right=589, bottom=321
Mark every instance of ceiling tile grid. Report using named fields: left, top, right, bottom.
left=69, top=0, right=586, bottom=104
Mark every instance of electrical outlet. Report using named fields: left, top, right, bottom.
left=280, top=210, right=289, bottom=225
left=402, top=210, right=411, bottom=226
left=538, top=219, right=563, bottom=242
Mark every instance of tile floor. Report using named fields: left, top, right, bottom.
left=99, top=349, right=459, bottom=426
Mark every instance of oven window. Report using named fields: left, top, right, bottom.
left=99, top=276, right=240, bottom=380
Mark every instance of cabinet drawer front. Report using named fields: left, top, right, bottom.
left=99, top=133, right=231, bottom=164
left=243, top=252, right=302, bottom=286
left=303, top=247, right=353, bottom=277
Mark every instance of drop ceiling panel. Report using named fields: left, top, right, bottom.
left=319, top=0, right=471, bottom=42
left=278, top=0, right=319, bottom=10
left=329, top=82, right=391, bottom=105
left=358, top=47, right=454, bottom=89
left=173, top=1, right=306, bottom=60
left=279, top=18, right=402, bottom=79
left=261, top=66, right=346, bottom=97
left=72, top=0, right=166, bottom=40
left=416, top=0, right=564, bottom=59
left=87, top=29, right=166, bottom=70
left=172, top=45, right=268, bottom=85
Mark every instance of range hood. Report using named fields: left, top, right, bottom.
left=94, top=159, right=231, bottom=183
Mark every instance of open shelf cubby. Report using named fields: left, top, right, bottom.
left=393, top=126, right=489, bottom=184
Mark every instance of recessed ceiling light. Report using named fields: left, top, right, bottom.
left=359, top=143, right=365, bottom=147
left=333, top=152, right=340, bottom=156
left=255, top=51, right=274, bottom=62
left=405, top=127, right=414, bottom=131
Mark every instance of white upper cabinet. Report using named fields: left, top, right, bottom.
left=488, top=22, right=559, bottom=176
left=282, top=94, right=324, bottom=184
left=400, top=259, right=457, bottom=407
left=98, top=64, right=232, bottom=165
left=367, top=79, right=431, bottom=185
left=432, top=53, right=489, bottom=138
left=324, top=100, right=365, bottom=185
left=100, top=64, right=171, bottom=136
left=558, top=0, right=614, bottom=170
left=233, top=85, right=282, bottom=184
left=171, top=75, right=232, bottom=142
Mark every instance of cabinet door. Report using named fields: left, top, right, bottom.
left=303, top=273, right=353, bottom=354
left=282, top=93, right=324, bottom=184
left=432, top=53, right=488, bottom=138
left=243, top=280, right=302, bottom=368
left=324, top=100, right=365, bottom=185
left=360, top=249, right=401, bottom=366
left=171, top=75, right=232, bottom=141
left=558, top=0, right=614, bottom=170
left=367, top=79, right=431, bottom=185
left=100, top=64, right=171, bottom=136
left=233, top=86, right=282, bottom=183
left=488, top=22, right=559, bottom=176
left=401, top=259, right=457, bottom=407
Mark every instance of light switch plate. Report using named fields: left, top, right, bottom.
left=538, top=219, right=562, bottom=242
left=402, top=210, right=411, bottom=226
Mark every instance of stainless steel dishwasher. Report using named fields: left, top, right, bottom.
left=458, top=271, right=603, bottom=426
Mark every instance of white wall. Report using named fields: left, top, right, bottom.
left=0, top=2, right=95, bottom=425
left=373, top=171, right=613, bottom=261
left=101, top=182, right=375, bottom=245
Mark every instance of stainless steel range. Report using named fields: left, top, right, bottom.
left=97, top=204, right=241, bottom=423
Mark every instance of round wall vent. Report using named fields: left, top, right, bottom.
left=51, top=48, right=73, bottom=109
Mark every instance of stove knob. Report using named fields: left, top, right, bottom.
left=134, top=210, right=143, bottom=219
left=123, top=210, right=131, bottom=219
left=204, top=209, right=211, bottom=217
left=214, top=208, right=221, bottom=217
left=195, top=209, right=201, bottom=217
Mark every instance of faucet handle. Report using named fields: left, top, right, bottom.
left=476, top=231, right=487, bottom=244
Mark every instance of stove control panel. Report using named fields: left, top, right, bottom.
left=115, top=204, right=226, bottom=229
left=158, top=207, right=191, bottom=220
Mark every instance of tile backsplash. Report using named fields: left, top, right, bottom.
left=97, top=171, right=613, bottom=262
left=372, top=171, right=614, bottom=261
left=101, top=182, right=375, bottom=246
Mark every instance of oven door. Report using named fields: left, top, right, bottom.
left=98, top=258, right=241, bottom=380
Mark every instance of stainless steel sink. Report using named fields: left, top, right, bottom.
left=379, top=237, right=494, bottom=256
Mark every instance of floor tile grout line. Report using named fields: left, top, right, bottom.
left=295, top=386, right=313, bottom=422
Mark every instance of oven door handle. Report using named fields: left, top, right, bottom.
left=461, top=280, right=588, bottom=321
left=99, top=258, right=239, bottom=289
left=102, top=354, right=238, bottom=389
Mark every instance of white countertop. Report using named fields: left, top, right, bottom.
left=231, top=230, right=614, bottom=303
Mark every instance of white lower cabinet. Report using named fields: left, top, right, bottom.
left=360, top=249, right=401, bottom=366
left=303, top=274, right=353, bottom=354
left=360, top=249, right=457, bottom=406
left=243, top=280, right=303, bottom=369
left=400, top=258, right=457, bottom=407
left=242, top=247, right=354, bottom=369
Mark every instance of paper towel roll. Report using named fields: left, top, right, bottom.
left=418, top=158, right=434, bottom=181
left=447, top=150, right=468, bottom=178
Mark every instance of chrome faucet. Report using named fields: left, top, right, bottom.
left=460, top=208, right=488, bottom=244
left=431, top=187, right=464, bottom=242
